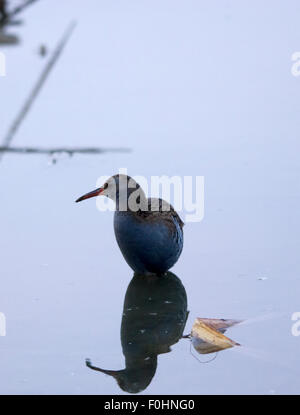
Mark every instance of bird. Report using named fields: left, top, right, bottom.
left=76, top=174, right=184, bottom=275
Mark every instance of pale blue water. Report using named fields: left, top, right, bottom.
left=0, top=0, right=300, bottom=394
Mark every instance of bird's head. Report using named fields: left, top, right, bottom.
left=76, top=174, right=147, bottom=211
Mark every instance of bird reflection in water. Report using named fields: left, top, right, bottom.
left=86, top=271, right=188, bottom=394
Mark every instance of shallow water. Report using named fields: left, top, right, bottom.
left=0, top=1, right=300, bottom=395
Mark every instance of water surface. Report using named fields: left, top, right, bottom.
left=0, top=0, right=300, bottom=394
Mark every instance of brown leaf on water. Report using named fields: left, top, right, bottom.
left=191, top=318, right=242, bottom=355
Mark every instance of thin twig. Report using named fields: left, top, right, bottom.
left=0, top=146, right=131, bottom=155
left=0, top=21, right=76, bottom=161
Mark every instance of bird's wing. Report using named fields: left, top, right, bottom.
left=140, top=198, right=184, bottom=229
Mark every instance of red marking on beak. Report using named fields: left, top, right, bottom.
left=75, top=187, right=104, bottom=203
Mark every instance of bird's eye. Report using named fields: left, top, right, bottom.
left=103, top=182, right=108, bottom=189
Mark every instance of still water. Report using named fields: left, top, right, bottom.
left=0, top=0, right=300, bottom=395
left=0, top=148, right=299, bottom=395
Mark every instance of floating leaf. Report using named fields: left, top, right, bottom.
left=191, top=318, right=241, bottom=355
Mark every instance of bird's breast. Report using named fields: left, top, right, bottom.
left=113, top=211, right=183, bottom=274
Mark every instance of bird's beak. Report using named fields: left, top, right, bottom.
left=75, top=187, right=104, bottom=203
left=85, top=360, right=120, bottom=377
